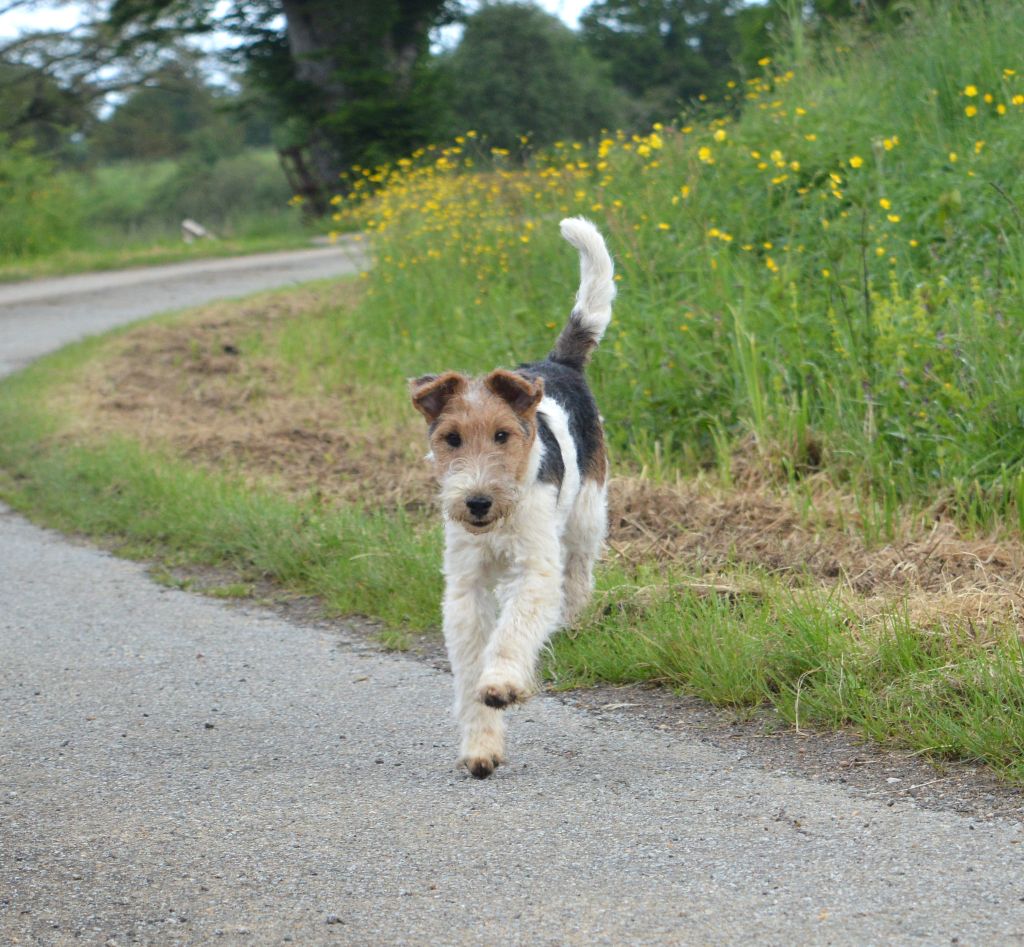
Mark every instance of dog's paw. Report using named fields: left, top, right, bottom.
left=476, top=679, right=529, bottom=709
left=461, top=753, right=502, bottom=779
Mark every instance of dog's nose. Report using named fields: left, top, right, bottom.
left=466, top=496, right=493, bottom=518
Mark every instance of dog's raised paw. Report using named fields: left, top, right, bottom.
left=477, top=681, right=527, bottom=709
left=463, top=755, right=500, bottom=779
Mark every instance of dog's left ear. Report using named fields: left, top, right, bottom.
left=484, top=370, right=544, bottom=418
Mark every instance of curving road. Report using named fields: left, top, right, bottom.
left=2, top=248, right=1024, bottom=945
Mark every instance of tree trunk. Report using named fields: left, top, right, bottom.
left=277, top=0, right=445, bottom=187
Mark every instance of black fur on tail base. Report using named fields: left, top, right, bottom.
left=549, top=311, right=598, bottom=372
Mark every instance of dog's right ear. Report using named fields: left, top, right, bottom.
left=410, top=372, right=467, bottom=423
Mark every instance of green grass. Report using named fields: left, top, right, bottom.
left=548, top=569, right=1024, bottom=781
left=0, top=231, right=316, bottom=283
left=330, top=0, right=1024, bottom=534
left=2, top=313, right=1024, bottom=783
left=0, top=344, right=443, bottom=630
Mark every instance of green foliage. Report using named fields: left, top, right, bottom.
left=0, top=144, right=304, bottom=271
left=108, top=0, right=458, bottom=186
left=338, top=0, right=1024, bottom=518
left=91, top=61, right=242, bottom=162
left=439, top=3, right=627, bottom=149
left=0, top=60, right=92, bottom=161
left=0, top=137, right=80, bottom=258
left=580, top=0, right=743, bottom=125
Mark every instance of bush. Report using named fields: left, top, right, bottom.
left=0, top=138, right=82, bottom=258
left=438, top=3, right=627, bottom=150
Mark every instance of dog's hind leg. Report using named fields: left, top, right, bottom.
left=443, top=539, right=505, bottom=779
left=561, top=479, right=607, bottom=627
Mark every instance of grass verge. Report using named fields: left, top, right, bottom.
left=2, top=286, right=1023, bottom=784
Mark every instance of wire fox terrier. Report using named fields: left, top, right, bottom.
left=411, top=217, right=615, bottom=779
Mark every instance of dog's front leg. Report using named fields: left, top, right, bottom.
left=476, top=516, right=563, bottom=710
left=443, top=536, right=505, bottom=779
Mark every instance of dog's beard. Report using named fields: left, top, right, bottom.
left=438, top=461, right=521, bottom=533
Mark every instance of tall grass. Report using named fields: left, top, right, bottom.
left=326, top=0, right=1024, bottom=530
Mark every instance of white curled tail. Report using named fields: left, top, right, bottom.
left=550, top=217, right=616, bottom=371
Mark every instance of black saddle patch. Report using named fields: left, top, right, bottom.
left=536, top=414, right=565, bottom=488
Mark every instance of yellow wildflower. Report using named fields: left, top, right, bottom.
left=849, top=155, right=864, bottom=168
left=964, top=84, right=978, bottom=97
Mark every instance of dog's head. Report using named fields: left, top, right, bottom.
left=410, top=369, right=544, bottom=532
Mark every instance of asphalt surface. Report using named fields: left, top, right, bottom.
left=2, top=250, right=1024, bottom=945
left=0, top=243, right=366, bottom=377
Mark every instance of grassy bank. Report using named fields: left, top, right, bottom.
left=333, top=0, right=1024, bottom=531
left=2, top=282, right=1023, bottom=782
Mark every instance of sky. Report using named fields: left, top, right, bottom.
left=0, top=0, right=593, bottom=40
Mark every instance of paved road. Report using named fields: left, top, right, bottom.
left=2, top=252, right=1024, bottom=945
left=0, top=243, right=366, bottom=376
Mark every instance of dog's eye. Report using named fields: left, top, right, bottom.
left=445, top=432, right=462, bottom=448
left=494, top=431, right=509, bottom=444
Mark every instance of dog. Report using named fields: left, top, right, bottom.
left=410, top=217, right=615, bottom=779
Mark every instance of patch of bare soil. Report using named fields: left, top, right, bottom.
left=60, top=285, right=435, bottom=511
left=57, top=288, right=1024, bottom=631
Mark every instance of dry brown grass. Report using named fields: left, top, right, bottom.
left=52, top=287, right=1024, bottom=632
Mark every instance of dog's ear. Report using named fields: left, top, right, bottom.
left=410, top=372, right=467, bottom=422
left=484, top=370, right=544, bottom=418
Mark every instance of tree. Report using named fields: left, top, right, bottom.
left=2, top=0, right=458, bottom=203
left=439, top=3, right=627, bottom=150
left=107, top=0, right=459, bottom=199
left=735, top=0, right=917, bottom=72
left=579, top=0, right=743, bottom=126
left=0, top=57, right=93, bottom=158
left=90, top=59, right=239, bottom=161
